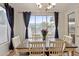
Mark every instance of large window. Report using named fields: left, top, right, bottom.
left=0, top=6, right=9, bottom=44
left=29, top=15, right=55, bottom=39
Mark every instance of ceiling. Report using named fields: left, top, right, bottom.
left=10, top=3, right=66, bottom=12
left=9, top=3, right=79, bottom=15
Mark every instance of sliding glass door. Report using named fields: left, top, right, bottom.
left=29, top=15, right=55, bottom=40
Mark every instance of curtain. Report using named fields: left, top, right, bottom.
left=4, top=3, right=14, bottom=50
left=23, top=12, right=31, bottom=39
left=54, top=12, right=59, bottom=38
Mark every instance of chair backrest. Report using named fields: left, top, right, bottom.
left=49, top=40, right=65, bottom=56
left=29, top=47, right=44, bottom=56
left=29, top=41, right=45, bottom=56
left=29, top=41, right=46, bottom=48
left=12, top=35, right=21, bottom=48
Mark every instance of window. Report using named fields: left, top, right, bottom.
left=68, top=12, right=75, bottom=34
left=29, top=15, right=55, bottom=39
left=68, top=12, right=75, bottom=44
left=0, top=6, right=9, bottom=44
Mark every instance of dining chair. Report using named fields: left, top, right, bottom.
left=12, top=35, right=21, bottom=55
left=49, top=40, right=66, bottom=56
left=12, top=35, right=21, bottom=48
left=29, top=41, right=46, bottom=48
left=63, top=35, right=72, bottom=44
left=29, top=47, right=44, bottom=56
left=29, top=41, right=45, bottom=56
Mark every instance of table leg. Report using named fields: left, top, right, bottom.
left=68, top=49, right=75, bottom=56
left=72, top=49, right=75, bottom=56
left=68, top=50, right=72, bottom=56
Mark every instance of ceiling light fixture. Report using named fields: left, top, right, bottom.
left=36, top=3, right=56, bottom=9
left=36, top=3, right=42, bottom=8
left=47, top=3, right=52, bottom=9
left=51, top=3, right=56, bottom=5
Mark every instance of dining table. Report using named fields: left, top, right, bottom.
left=15, top=39, right=78, bottom=56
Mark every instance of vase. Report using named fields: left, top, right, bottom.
left=43, top=36, right=46, bottom=41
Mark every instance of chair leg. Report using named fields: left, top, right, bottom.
left=15, top=49, right=20, bottom=56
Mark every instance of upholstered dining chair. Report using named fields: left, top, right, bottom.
left=12, top=35, right=21, bottom=48
left=63, top=35, right=73, bottom=44
left=12, top=35, right=21, bottom=55
left=29, top=41, right=46, bottom=56
left=49, top=40, right=66, bottom=56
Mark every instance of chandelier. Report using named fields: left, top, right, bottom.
left=36, top=3, right=55, bottom=10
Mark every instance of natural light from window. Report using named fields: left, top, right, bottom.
left=29, top=15, right=55, bottom=40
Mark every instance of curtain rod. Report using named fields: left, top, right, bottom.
left=17, top=11, right=56, bottom=13
left=17, top=11, right=60, bottom=13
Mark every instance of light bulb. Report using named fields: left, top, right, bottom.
left=47, top=5, right=52, bottom=9
left=36, top=3, right=42, bottom=8
left=38, top=4, right=42, bottom=8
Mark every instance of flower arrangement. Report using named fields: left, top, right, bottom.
left=41, top=29, right=48, bottom=41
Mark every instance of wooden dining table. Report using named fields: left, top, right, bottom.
left=15, top=40, right=78, bottom=56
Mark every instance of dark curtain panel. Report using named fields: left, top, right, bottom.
left=54, top=12, right=59, bottom=38
left=23, top=12, right=31, bottom=39
left=4, top=3, right=14, bottom=50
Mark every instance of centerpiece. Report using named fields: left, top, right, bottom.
left=41, top=29, right=48, bottom=41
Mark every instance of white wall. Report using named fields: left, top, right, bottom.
left=14, top=10, right=26, bottom=41
left=58, top=12, right=66, bottom=39
left=75, top=8, right=79, bottom=52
